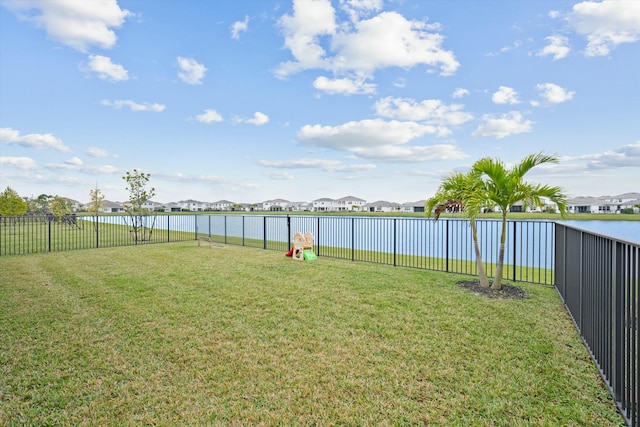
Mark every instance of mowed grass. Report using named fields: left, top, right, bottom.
left=0, top=243, right=624, bottom=426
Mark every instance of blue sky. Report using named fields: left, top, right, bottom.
left=1, top=0, right=639, bottom=204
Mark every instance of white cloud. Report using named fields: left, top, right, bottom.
left=245, top=112, right=270, bottom=126
left=313, top=76, right=376, bottom=95
left=276, top=3, right=459, bottom=83
left=567, top=0, right=640, bottom=56
left=492, top=86, right=520, bottom=105
left=330, top=11, right=459, bottom=76
left=472, top=111, right=534, bottom=139
left=86, top=54, right=129, bottom=82
left=452, top=88, right=469, bottom=98
left=66, top=156, right=83, bottom=166
left=374, top=97, right=473, bottom=129
left=259, top=158, right=376, bottom=172
left=231, top=15, right=249, bottom=40
left=393, top=78, right=406, bottom=88
left=0, top=156, right=38, bottom=170
left=0, top=127, right=70, bottom=151
left=195, top=109, right=224, bottom=123
left=276, top=0, right=336, bottom=77
left=46, top=161, right=119, bottom=174
left=578, top=141, right=640, bottom=169
left=1, top=0, right=131, bottom=52
left=86, top=147, right=116, bottom=158
left=266, top=171, right=294, bottom=180
left=339, top=0, right=383, bottom=22
left=536, top=83, right=575, bottom=104
left=297, top=119, right=467, bottom=162
left=537, top=35, right=570, bottom=60
left=101, top=100, right=166, bottom=112
left=176, top=56, right=207, bottom=85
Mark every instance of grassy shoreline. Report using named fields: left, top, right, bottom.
left=0, top=242, right=624, bottom=425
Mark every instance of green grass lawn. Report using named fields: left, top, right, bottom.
left=0, top=242, right=624, bottom=426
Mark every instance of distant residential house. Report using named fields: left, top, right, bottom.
left=288, top=201, right=311, bottom=211
left=211, top=200, right=234, bottom=211
left=567, top=197, right=610, bottom=214
left=141, top=200, right=161, bottom=211
left=312, top=198, right=335, bottom=211
left=402, top=200, right=427, bottom=213
left=602, top=192, right=640, bottom=213
left=363, top=200, right=401, bottom=212
left=177, top=199, right=208, bottom=211
left=334, top=196, right=366, bottom=211
left=61, top=197, right=82, bottom=212
left=262, top=199, right=290, bottom=211
left=508, top=201, right=543, bottom=213
left=159, top=203, right=182, bottom=212
left=102, top=200, right=124, bottom=213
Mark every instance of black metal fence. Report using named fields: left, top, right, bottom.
left=0, top=214, right=194, bottom=255
left=196, top=215, right=555, bottom=285
left=555, top=222, right=638, bottom=427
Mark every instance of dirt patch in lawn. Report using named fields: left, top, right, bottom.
left=457, top=280, right=527, bottom=300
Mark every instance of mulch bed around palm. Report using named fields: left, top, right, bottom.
left=457, top=280, right=527, bottom=299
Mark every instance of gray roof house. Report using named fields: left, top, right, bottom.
left=402, top=200, right=427, bottom=213
left=363, top=200, right=401, bottom=212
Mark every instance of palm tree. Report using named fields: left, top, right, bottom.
left=472, top=152, right=568, bottom=290
left=426, top=170, right=490, bottom=288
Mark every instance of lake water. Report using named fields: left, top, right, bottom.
left=559, top=220, right=640, bottom=244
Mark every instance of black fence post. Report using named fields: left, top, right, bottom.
left=224, top=215, right=228, bottom=245
left=263, top=216, right=267, bottom=250
left=351, top=217, right=355, bottom=261
left=317, top=217, right=321, bottom=256
left=287, top=215, right=291, bottom=246
left=393, top=218, right=397, bottom=267
left=512, top=221, right=517, bottom=281
left=167, top=215, right=170, bottom=242
left=48, top=217, right=52, bottom=253
left=445, top=219, right=449, bottom=272
left=242, top=215, right=245, bottom=246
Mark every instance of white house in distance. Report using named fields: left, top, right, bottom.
left=211, top=200, right=234, bottom=211
left=402, top=200, right=427, bottom=213
left=312, top=196, right=367, bottom=212
left=363, top=200, right=401, bottom=212
left=334, top=196, right=366, bottom=211
left=312, top=198, right=334, bottom=211
left=176, top=199, right=209, bottom=211
left=262, top=199, right=291, bottom=211
left=567, top=193, right=640, bottom=214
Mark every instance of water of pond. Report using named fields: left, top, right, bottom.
left=560, top=220, right=640, bottom=244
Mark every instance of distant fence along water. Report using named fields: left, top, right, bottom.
left=195, top=215, right=555, bottom=285
left=555, top=223, right=638, bottom=427
left=0, top=214, right=195, bottom=255
left=2, top=213, right=555, bottom=284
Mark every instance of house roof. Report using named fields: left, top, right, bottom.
left=335, top=196, right=365, bottom=202
left=364, top=200, right=401, bottom=207
left=402, top=200, right=427, bottom=207
left=313, top=198, right=335, bottom=202
left=263, top=199, right=290, bottom=203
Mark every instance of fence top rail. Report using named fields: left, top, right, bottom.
left=556, top=221, right=640, bottom=247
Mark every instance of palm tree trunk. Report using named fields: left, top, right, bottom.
left=491, top=212, right=508, bottom=290
left=471, top=219, right=489, bottom=288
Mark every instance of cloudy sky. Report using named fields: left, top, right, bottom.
left=1, top=0, right=639, bottom=204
